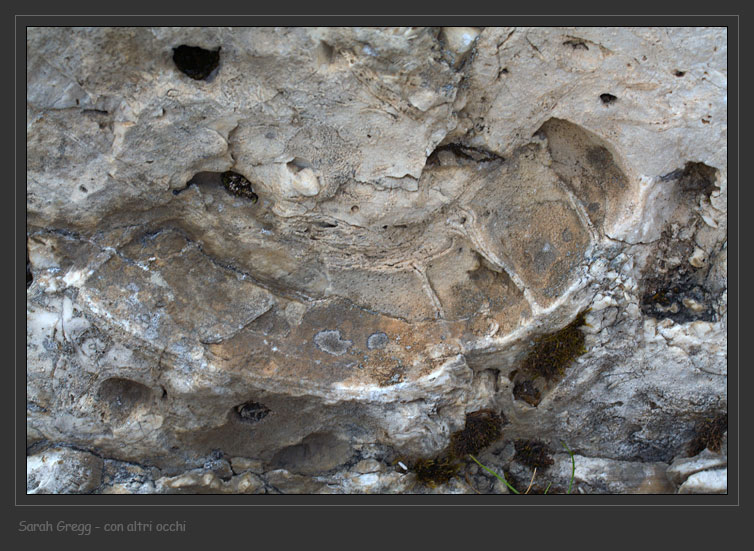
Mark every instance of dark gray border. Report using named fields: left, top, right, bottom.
left=14, top=11, right=740, bottom=542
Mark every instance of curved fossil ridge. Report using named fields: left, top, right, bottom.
left=72, top=118, right=629, bottom=390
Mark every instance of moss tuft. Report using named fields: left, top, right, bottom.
left=412, top=456, right=460, bottom=487
left=411, top=410, right=504, bottom=487
left=450, top=410, right=503, bottom=458
left=513, top=439, right=554, bottom=470
left=521, top=309, right=589, bottom=381
left=688, top=413, right=727, bottom=456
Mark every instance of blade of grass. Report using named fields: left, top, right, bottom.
left=561, top=442, right=575, bottom=494
left=544, top=481, right=552, bottom=494
left=468, top=454, right=520, bottom=494
left=525, top=467, right=537, bottom=494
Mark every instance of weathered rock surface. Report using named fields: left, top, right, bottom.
left=26, top=26, right=727, bottom=494
left=27, top=447, right=103, bottom=494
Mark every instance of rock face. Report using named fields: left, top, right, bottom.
left=26, top=27, right=727, bottom=494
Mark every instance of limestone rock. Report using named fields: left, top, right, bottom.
left=100, top=459, right=158, bottom=494
left=666, top=433, right=727, bottom=492
left=26, top=26, right=727, bottom=494
left=27, top=447, right=103, bottom=494
left=678, top=468, right=727, bottom=494
left=156, top=469, right=265, bottom=494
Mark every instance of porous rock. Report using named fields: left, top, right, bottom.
left=26, top=27, right=727, bottom=494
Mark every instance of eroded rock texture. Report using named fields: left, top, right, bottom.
left=26, top=27, right=727, bottom=494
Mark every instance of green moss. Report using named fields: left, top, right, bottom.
left=521, top=309, right=589, bottom=382
left=412, top=456, right=461, bottom=487
left=410, top=410, right=504, bottom=488
left=513, top=439, right=554, bottom=470
left=450, top=410, right=503, bottom=458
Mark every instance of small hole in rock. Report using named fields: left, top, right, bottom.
left=172, top=44, right=221, bottom=81
left=674, top=70, right=686, bottom=77
left=513, top=379, right=541, bottom=407
left=79, top=185, right=88, bottom=193
left=222, top=171, right=258, bottom=203
left=677, top=161, right=718, bottom=195
left=351, top=205, right=359, bottom=213
left=600, top=93, right=617, bottom=105
left=97, top=377, right=152, bottom=421
left=234, top=401, right=271, bottom=423
left=287, top=157, right=313, bottom=172
left=563, top=39, right=588, bottom=50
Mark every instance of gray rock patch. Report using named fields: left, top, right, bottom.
left=314, top=329, right=352, bottom=356
left=367, top=332, right=389, bottom=350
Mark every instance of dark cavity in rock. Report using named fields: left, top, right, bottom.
left=677, top=161, right=718, bottom=196
left=426, top=142, right=504, bottom=167
left=513, top=379, right=542, bottom=407
left=26, top=244, right=33, bottom=288
left=172, top=45, right=221, bottom=81
left=221, top=171, right=258, bottom=203
left=234, top=401, right=271, bottom=423
left=97, top=378, right=152, bottom=421
left=563, top=38, right=589, bottom=50
left=641, top=265, right=715, bottom=323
